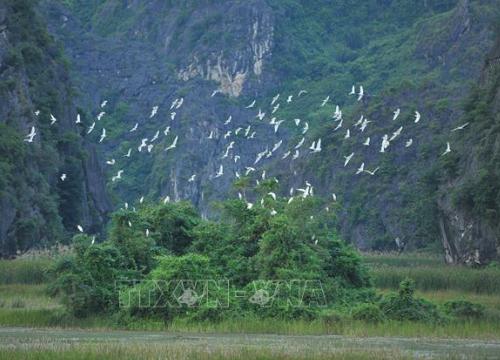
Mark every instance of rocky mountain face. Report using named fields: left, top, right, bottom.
left=0, top=0, right=111, bottom=257
left=39, top=0, right=284, bottom=218
left=24, top=0, right=499, bottom=261
left=438, top=35, right=500, bottom=265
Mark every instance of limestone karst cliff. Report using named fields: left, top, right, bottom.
left=438, top=34, right=500, bottom=264
left=0, top=0, right=111, bottom=257
left=36, top=0, right=498, bottom=259
left=2, top=0, right=499, bottom=261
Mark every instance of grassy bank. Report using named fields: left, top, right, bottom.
left=0, top=343, right=408, bottom=360
left=1, top=253, right=500, bottom=340
left=1, top=287, right=500, bottom=339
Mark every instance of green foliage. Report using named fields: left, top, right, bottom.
left=124, top=254, right=229, bottom=322
left=379, top=278, right=444, bottom=323
left=51, top=195, right=373, bottom=321
left=351, top=303, right=385, bottom=323
left=398, top=278, right=416, bottom=299
left=324, top=240, right=370, bottom=287
left=256, top=214, right=324, bottom=280
left=0, top=259, right=51, bottom=284
left=108, top=209, right=160, bottom=273
left=138, top=202, right=200, bottom=254
left=0, top=124, right=25, bottom=194
left=49, top=235, right=130, bottom=317
left=444, top=299, right=485, bottom=319
left=0, top=0, right=96, bottom=256
left=368, top=253, right=500, bottom=294
left=447, top=60, right=500, bottom=232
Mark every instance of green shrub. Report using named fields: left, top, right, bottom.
left=50, top=198, right=372, bottom=322
left=124, top=254, right=228, bottom=322
left=379, top=278, right=444, bottom=323
left=398, top=278, right=415, bottom=299
left=444, top=300, right=485, bottom=319
left=49, top=235, right=135, bottom=317
left=351, top=303, right=385, bottom=323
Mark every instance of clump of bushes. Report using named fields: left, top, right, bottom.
left=50, top=198, right=457, bottom=326
left=50, top=195, right=371, bottom=322
left=443, top=300, right=484, bottom=319
left=352, top=303, right=385, bottom=323
left=378, top=278, right=444, bottom=323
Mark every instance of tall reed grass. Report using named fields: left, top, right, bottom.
left=364, top=253, right=500, bottom=294
left=2, top=307, right=499, bottom=340
left=371, top=266, right=500, bottom=294
left=0, top=258, right=52, bottom=284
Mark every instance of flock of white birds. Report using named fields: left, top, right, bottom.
left=24, top=83, right=469, bottom=237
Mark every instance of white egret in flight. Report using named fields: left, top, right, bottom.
left=344, top=152, right=354, bottom=167
left=271, top=94, right=280, bottom=105
left=215, top=164, right=223, bottom=178
left=150, top=105, right=158, bottom=118
left=414, top=111, right=421, bottom=123
left=99, top=128, right=106, bottom=143
left=321, top=96, right=330, bottom=107
left=302, top=122, right=309, bottom=134
left=97, top=111, right=105, bottom=121
left=451, top=123, right=469, bottom=132
left=393, top=108, right=400, bottom=121
left=138, top=138, right=148, bottom=152
left=357, top=86, right=364, bottom=101
left=364, top=167, right=380, bottom=176
left=295, top=137, right=305, bottom=149
left=24, top=127, right=36, bottom=142
left=380, top=134, right=390, bottom=153
left=112, top=170, right=123, bottom=182
left=164, top=136, right=178, bottom=151
left=246, top=100, right=256, bottom=108
left=442, top=142, right=451, bottom=156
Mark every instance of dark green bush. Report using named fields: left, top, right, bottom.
left=51, top=197, right=374, bottom=322
left=124, top=254, right=228, bottom=322
left=49, top=235, right=134, bottom=317
left=444, top=300, right=485, bottom=319
left=379, top=278, right=445, bottom=323
left=351, top=303, right=385, bottom=323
